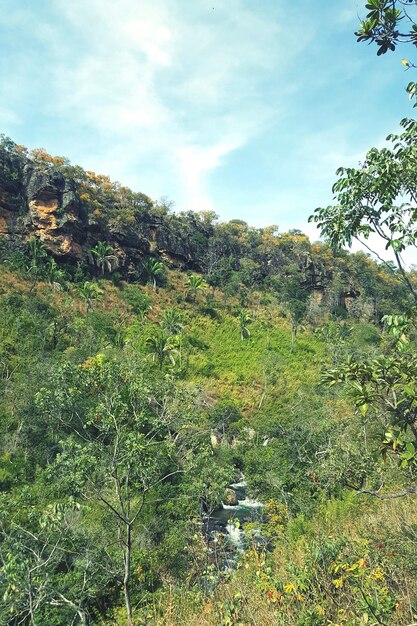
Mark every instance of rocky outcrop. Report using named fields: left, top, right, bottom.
left=23, top=165, right=85, bottom=257
left=0, top=159, right=190, bottom=272
left=0, top=163, right=86, bottom=258
left=224, top=488, right=239, bottom=506
left=0, top=146, right=367, bottom=311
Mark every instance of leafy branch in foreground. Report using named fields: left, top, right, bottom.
left=321, top=315, right=417, bottom=480
left=356, top=0, right=417, bottom=58
left=309, top=118, right=417, bottom=304
left=34, top=356, right=195, bottom=625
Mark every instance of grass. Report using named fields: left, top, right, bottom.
left=143, top=493, right=417, bottom=626
left=3, top=267, right=415, bottom=626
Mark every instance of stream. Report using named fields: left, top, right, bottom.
left=204, top=475, right=264, bottom=570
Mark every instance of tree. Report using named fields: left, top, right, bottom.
left=33, top=356, right=192, bottom=625
left=0, top=498, right=100, bottom=625
left=146, top=331, right=179, bottom=370
left=89, top=241, right=118, bottom=275
left=26, top=237, right=48, bottom=287
left=185, top=275, right=207, bottom=302
left=161, top=308, right=183, bottom=335
left=309, top=119, right=417, bottom=305
left=315, top=321, right=354, bottom=363
left=309, top=114, right=417, bottom=496
left=121, top=286, right=151, bottom=318
left=44, top=258, right=67, bottom=290
left=321, top=315, right=417, bottom=482
left=237, top=309, right=251, bottom=341
left=27, top=237, right=47, bottom=268
left=76, top=281, right=103, bottom=312
left=142, top=257, right=165, bottom=290
left=281, top=275, right=308, bottom=353
left=356, top=1, right=417, bottom=59
left=208, top=399, right=241, bottom=437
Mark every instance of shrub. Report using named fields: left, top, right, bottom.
left=122, top=285, right=152, bottom=317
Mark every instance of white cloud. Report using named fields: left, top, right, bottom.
left=177, top=137, right=244, bottom=211
left=5, top=0, right=371, bottom=224
left=30, top=0, right=311, bottom=211
left=337, top=8, right=358, bottom=24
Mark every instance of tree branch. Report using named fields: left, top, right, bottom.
left=356, top=486, right=416, bottom=499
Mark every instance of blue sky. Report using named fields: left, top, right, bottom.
left=0, top=0, right=414, bottom=237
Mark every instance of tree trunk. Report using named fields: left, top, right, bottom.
left=407, top=415, right=417, bottom=444
left=123, top=523, right=133, bottom=626
left=291, top=323, right=297, bottom=354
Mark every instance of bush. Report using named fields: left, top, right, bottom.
left=122, top=285, right=152, bottom=317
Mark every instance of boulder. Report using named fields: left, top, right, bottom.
left=224, top=488, right=239, bottom=506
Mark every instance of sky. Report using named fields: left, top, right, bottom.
left=0, top=0, right=415, bottom=242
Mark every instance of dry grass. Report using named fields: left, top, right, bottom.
left=144, top=494, right=417, bottom=626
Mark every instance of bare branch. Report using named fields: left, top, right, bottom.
left=356, top=486, right=416, bottom=499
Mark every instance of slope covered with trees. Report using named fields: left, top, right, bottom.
left=0, top=123, right=417, bottom=625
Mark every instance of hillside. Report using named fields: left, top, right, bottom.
left=1, top=137, right=417, bottom=625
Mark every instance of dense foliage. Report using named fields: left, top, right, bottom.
left=356, top=0, right=417, bottom=58
left=1, top=132, right=417, bottom=625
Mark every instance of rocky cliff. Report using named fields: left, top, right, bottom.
left=1, top=138, right=387, bottom=317
left=0, top=149, right=207, bottom=274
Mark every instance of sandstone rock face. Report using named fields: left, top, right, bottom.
left=0, top=161, right=161, bottom=269
left=0, top=156, right=206, bottom=272
left=0, top=152, right=361, bottom=311
left=22, top=165, right=86, bottom=258
left=0, top=201, right=11, bottom=235
left=224, top=488, right=239, bottom=506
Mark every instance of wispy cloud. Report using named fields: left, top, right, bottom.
left=178, top=137, right=245, bottom=211
left=0, top=0, right=314, bottom=210
left=0, top=0, right=407, bottom=230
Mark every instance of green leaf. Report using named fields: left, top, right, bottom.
left=359, top=403, right=368, bottom=416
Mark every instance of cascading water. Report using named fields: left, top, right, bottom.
left=200, top=474, right=264, bottom=590
left=206, top=474, right=263, bottom=558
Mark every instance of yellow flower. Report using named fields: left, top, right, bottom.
left=370, top=566, right=385, bottom=580
left=283, top=583, right=296, bottom=594
left=332, top=578, right=344, bottom=589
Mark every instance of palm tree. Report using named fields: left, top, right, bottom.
left=89, top=242, right=118, bottom=275
left=185, top=275, right=207, bottom=302
left=238, top=309, right=251, bottom=341
left=77, top=281, right=103, bottom=312
left=26, top=237, right=48, bottom=290
left=142, top=257, right=165, bottom=290
left=44, top=258, right=67, bottom=290
left=27, top=237, right=47, bottom=268
left=161, top=308, right=183, bottom=335
left=146, top=332, right=179, bottom=369
left=161, top=308, right=184, bottom=367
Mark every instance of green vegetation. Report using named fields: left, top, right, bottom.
left=356, top=0, right=417, bottom=59
left=1, top=27, right=417, bottom=618
left=0, top=214, right=416, bottom=623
